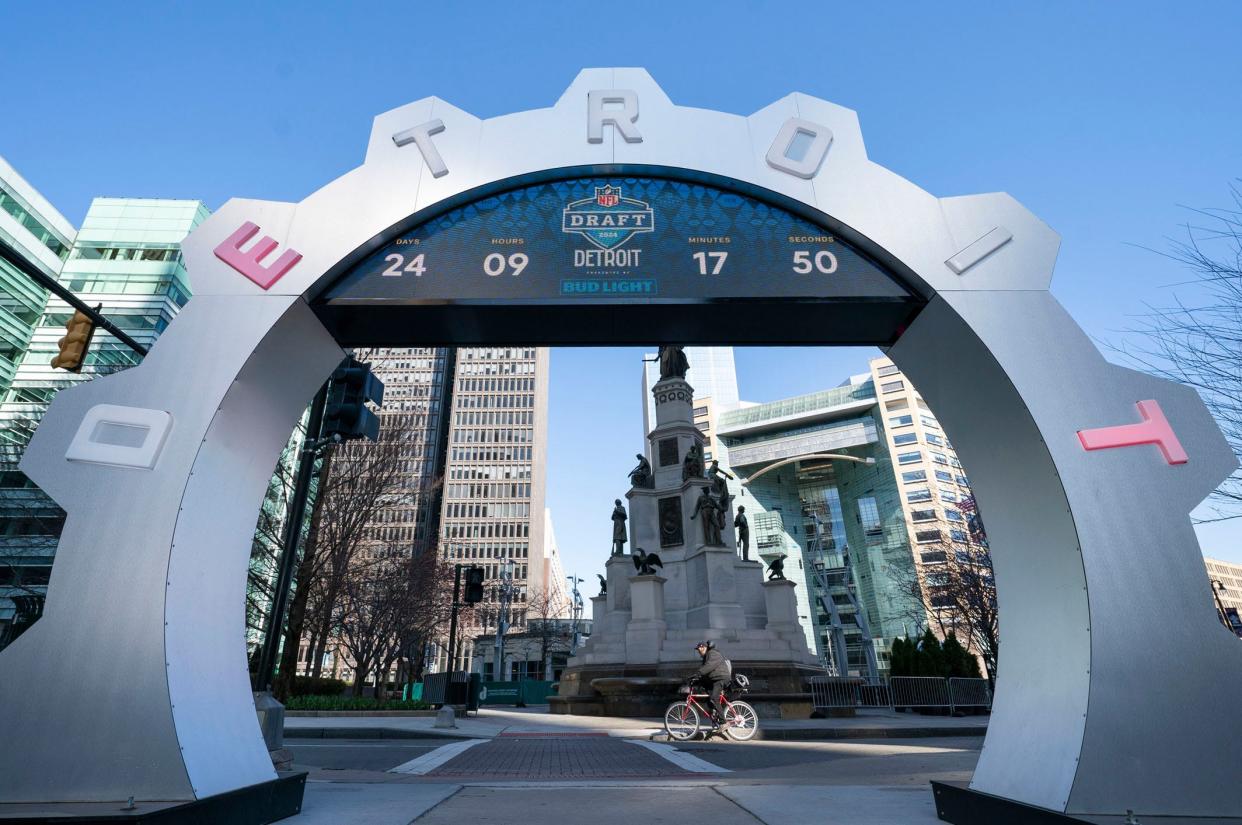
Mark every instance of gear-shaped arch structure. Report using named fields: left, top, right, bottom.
left=1, top=69, right=1238, bottom=821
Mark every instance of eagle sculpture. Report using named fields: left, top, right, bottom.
left=632, top=547, right=664, bottom=576
left=596, top=573, right=607, bottom=596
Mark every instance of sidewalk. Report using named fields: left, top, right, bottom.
left=285, top=705, right=987, bottom=741
left=293, top=783, right=944, bottom=824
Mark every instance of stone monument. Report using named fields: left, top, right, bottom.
left=551, top=350, right=821, bottom=718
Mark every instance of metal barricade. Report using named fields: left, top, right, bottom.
left=422, top=670, right=471, bottom=707
left=948, top=677, right=992, bottom=711
left=811, top=676, right=892, bottom=710
left=890, top=676, right=952, bottom=711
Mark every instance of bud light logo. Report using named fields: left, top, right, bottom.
left=562, top=186, right=655, bottom=250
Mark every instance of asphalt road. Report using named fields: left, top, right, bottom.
left=287, top=736, right=981, bottom=785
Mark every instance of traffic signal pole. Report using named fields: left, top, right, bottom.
left=0, top=238, right=148, bottom=356
left=256, top=381, right=329, bottom=692
left=447, top=564, right=463, bottom=673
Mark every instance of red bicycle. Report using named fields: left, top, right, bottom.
left=664, top=674, right=758, bottom=741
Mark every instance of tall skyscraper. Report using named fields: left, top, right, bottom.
left=437, top=346, right=550, bottom=675
left=0, top=198, right=207, bottom=646
left=360, top=347, right=455, bottom=558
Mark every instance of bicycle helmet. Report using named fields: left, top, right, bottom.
left=694, top=640, right=714, bottom=650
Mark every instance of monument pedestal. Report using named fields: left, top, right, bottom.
left=763, top=579, right=802, bottom=634
left=551, top=360, right=824, bottom=720
left=625, top=575, right=667, bottom=664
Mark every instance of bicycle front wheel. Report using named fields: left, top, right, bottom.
left=722, top=700, right=758, bottom=741
left=664, top=701, right=701, bottom=741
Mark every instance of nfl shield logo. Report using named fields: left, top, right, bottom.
left=595, top=186, right=620, bottom=208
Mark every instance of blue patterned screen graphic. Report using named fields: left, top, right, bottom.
left=325, top=177, right=912, bottom=304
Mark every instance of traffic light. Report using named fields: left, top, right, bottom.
left=321, top=357, right=385, bottom=442
left=464, top=566, right=485, bottom=604
left=50, top=310, right=97, bottom=372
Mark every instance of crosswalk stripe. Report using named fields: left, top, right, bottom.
left=388, top=739, right=487, bottom=774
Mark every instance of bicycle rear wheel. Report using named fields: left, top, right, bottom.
left=664, top=701, right=701, bottom=741
left=722, top=700, right=758, bottom=741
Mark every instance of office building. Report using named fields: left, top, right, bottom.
left=710, top=354, right=988, bottom=676
left=1204, top=556, right=1242, bottom=637
left=0, top=157, right=75, bottom=646
left=716, top=377, right=924, bottom=676
left=0, top=197, right=207, bottom=647
left=0, top=156, right=75, bottom=400
left=437, top=346, right=550, bottom=675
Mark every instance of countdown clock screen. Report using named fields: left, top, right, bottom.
left=323, top=177, right=913, bottom=305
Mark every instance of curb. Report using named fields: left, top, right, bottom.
left=757, top=725, right=987, bottom=741
left=284, top=724, right=987, bottom=742
left=285, top=727, right=484, bottom=740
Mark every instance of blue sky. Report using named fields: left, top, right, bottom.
left=3, top=2, right=1240, bottom=580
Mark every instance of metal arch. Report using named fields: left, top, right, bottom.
left=739, top=452, right=875, bottom=484
left=0, top=68, right=1236, bottom=821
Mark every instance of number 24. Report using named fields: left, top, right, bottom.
left=382, top=253, right=426, bottom=277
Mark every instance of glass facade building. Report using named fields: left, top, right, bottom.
left=716, top=379, right=924, bottom=676
left=0, top=198, right=207, bottom=645
left=0, top=156, right=75, bottom=401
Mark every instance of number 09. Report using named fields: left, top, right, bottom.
left=484, top=252, right=529, bottom=277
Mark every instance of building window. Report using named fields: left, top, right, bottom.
left=906, top=488, right=932, bottom=503
left=889, top=414, right=913, bottom=427
left=693, top=406, right=708, bottom=416
left=920, top=415, right=939, bottom=429
left=931, top=452, right=948, bottom=464
left=956, top=474, right=970, bottom=486
left=926, top=433, right=944, bottom=446
left=921, top=551, right=947, bottom=563
left=935, top=470, right=953, bottom=482
left=950, top=529, right=969, bottom=543
left=901, top=470, right=927, bottom=483
left=893, top=433, right=917, bottom=446
left=885, top=398, right=910, bottom=412
left=940, top=490, right=958, bottom=503
left=911, top=509, right=937, bottom=522
left=876, top=364, right=901, bottom=377
left=945, top=509, right=964, bottom=522
left=881, top=380, right=905, bottom=394
left=897, top=451, right=921, bottom=465
left=857, top=497, right=882, bottom=536
left=915, top=529, right=943, bottom=544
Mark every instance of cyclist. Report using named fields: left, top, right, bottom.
left=693, top=640, right=731, bottom=728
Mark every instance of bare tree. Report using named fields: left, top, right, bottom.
left=524, top=588, right=572, bottom=679
left=894, top=498, right=998, bottom=682
left=272, top=426, right=416, bottom=698
left=1117, top=182, right=1242, bottom=523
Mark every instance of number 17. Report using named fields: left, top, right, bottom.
left=692, top=251, right=728, bottom=275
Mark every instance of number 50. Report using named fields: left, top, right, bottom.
left=792, top=249, right=838, bottom=274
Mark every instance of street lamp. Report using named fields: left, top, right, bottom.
left=567, top=575, right=584, bottom=655
left=1211, top=580, right=1234, bottom=634
left=495, top=558, right=515, bottom=681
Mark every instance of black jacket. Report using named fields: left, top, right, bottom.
left=696, top=648, right=731, bottom=683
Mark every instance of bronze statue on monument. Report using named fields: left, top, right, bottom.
left=657, top=345, right=689, bottom=380
left=611, top=499, right=628, bottom=556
